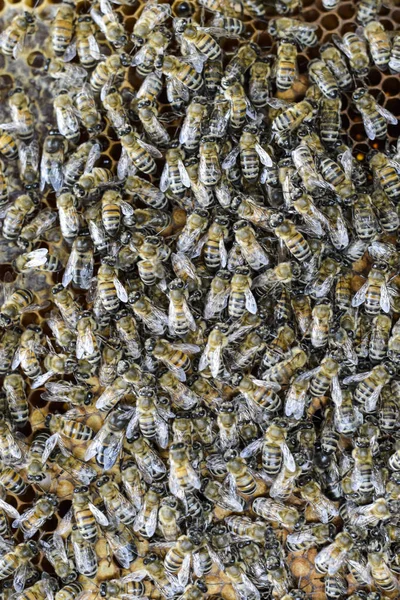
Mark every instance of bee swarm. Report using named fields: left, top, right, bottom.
left=0, top=0, right=399, bottom=600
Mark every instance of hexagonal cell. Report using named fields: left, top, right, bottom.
left=383, top=77, right=400, bottom=97
left=338, top=3, right=354, bottom=19
left=321, top=13, right=340, bottom=30
left=368, top=68, right=382, bottom=86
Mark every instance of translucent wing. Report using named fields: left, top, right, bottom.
left=376, top=103, right=398, bottom=125
left=62, top=247, right=78, bottom=287
left=342, top=372, right=370, bottom=384
left=380, top=284, right=391, bottom=313
left=160, top=163, right=170, bottom=192
left=331, top=375, right=343, bottom=406
left=88, top=502, right=109, bottom=526
left=222, top=146, right=240, bottom=169
left=281, top=442, right=296, bottom=472
left=178, top=160, right=191, bottom=188
left=254, top=143, right=273, bottom=167
left=23, top=248, right=49, bottom=268
left=244, top=288, right=257, bottom=314
left=240, top=438, right=263, bottom=458
left=42, top=433, right=60, bottom=464
left=0, top=498, right=19, bottom=519
left=351, top=281, right=368, bottom=307
left=137, top=139, right=163, bottom=158
left=365, top=385, right=383, bottom=413
left=361, top=112, right=377, bottom=140
left=14, top=563, right=29, bottom=593
left=114, top=278, right=128, bottom=302
left=219, top=238, right=227, bottom=268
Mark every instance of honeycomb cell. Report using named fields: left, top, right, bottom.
left=321, top=14, right=339, bottom=30
left=303, top=9, right=319, bottom=21
left=338, top=2, right=354, bottom=19
left=383, top=77, right=400, bottom=96
left=368, top=68, right=382, bottom=86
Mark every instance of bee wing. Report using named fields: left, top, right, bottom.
left=184, top=45, right=207, bottom=73
left=30, top=370, right=55, bottom=390
left=63, top=39, right=77, bottom=62
left=84, top=425, right=108, bottom=461
left=331, top=375, right=343, bottom=406
left=113, top=277, right=128, bottom=302
left=62, top=247, right=78, bottom=288
left=380, top=283, right=391, bottom=313
left=365, top=385, right=383, bottom=413
left=23, top=248, right=49, bottom=268
left=100, top=0, right=116, bottom=16
left=204, top=287, right=230, bottom=320
left=178, top=160, right=191, bottom=188
left=209, top=344, right=223, bottom=378
left=351, top=281, right=368, bottom=307
left=179, top=118, right=198, bottom=146
left=222, top=146, right=240, bottom=169
left=254, top=143, right=273, bottom=167
left=361, top=112, right=377, bottom=140
left=154, top=413, right=169, bottom=449
left=88, top=35, right=101, bottom=60
left=137, top=138, right=163, bottom=159
left=281, top=442, right=296, bottom=472
left=244, top=288, right=257, bottom=314
left=52, top=533, right=68, bottom=562
left=72, top=540, right=97, bottom=573
left=177, top=553, right=191, bottom=587
left=240, top=437, right=263, bottom=458
left=13, top=563, right=29, bottom=593
left=198, top=343, right=210, bottom=371
left=0, top=498, right=19, bottom=519
left=104, top=436, right=124, bottom=471
left=340, top=148, right=353, bottom=179
left=88, top=502, right=109, bottom=526
left=90, top=7, right=107, bottom=34
left=376, top=103, right=398, bottom=125
left=332, top=34, right=351, bottom=58
left=160, top=162, right=170, bottom=192
left=121, top=570, right=147, bottom=583
left=347, top=560, right=373, bottom=585
left=41, top=433, right=60, bottom=464
left=219, top=238, right=228, bottom=268
left=117, top=146, right=132, bottom=181
left=76, top=327, right=94, bottom=359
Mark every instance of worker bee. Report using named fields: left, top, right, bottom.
left=0, top=327, right=22, bottom=376
left=286, top=523, right=334, bottom=552
left=137, top=101, right=170, bottom=146
left=70, top=525, right=97, bottom=577
left=352, top=263, right=394, bottom=315
left=222, top=79, right=256, bottom=132
left=51, top=3, right=75, bottom=57
left=3, top=374, right=28, bottom=428
left=90, top=0, right=128, bottom=48
left=52, top=284, right=80, bottom=329
left=71, top=484, right=108, bottom=544
left=168, top=279, right=196, bottom=338
left=161, top=55, right=203, bottom=108
left=132, top=2, right=171, bottom=44
left=118, top=129, right=162, bottom=179
left=0, top=541, right=38, bottom=591
left=62, top=236, right=94, bottom=290
left=224, top=126, right=273, bottom=182
left=128, top=386, right=173, bottom=448
left=74, top=86, right=102, bottom=136
left=268, top=17, right=318, bottom=47
left=368, top=552, right=399, bottom=593
left=333, top=32, right=370, bottom=77
left=179, top=97, right=208, bottom=152
left=344, top=362, right=394, bottom=412
left=198, top=137, right=222, bottom=187
left=353, top=87, right=397, bottom=140
left=160, top=146, right=191, bottom=198
left=248, top=60, right=272, bottom=108
left=357, top=0, right=383, bottom=26
left=54, top=91, right=80, bottom=144
left=90, top=53, right=130, bottom=94
left=94, top=475, right=136, bottom=526
left=131, top=27, right=172, bottom=76
left=274, top=40, right=298, bottom=92
left=370, top=151, right=400, bottom=202
left=43, top=411, right=94, bottom=465
left=126, top=433, right=167, bottom=484
left=12, top=494, right=58, bottom=539
left=241, top=420, right=295, bottom=476
left=11, top=326, right=44, bottom=382
left=0, top=128, right=18, bottom=161
left=252, top=497, right=299, bottom=529
left=361, top=21, right=391, bottom=71
left=145, top=338, right=199, bottom=382
left=39, top=534, right=76, bottom=583
left=120, top=459, right=147, bottom=510
left=228, top=266, right=257, bottom=319
left=0, top=12, right=36, bottom=59
left=298, top=476, right=339, bottom=523
left=85, top=404, right=135, bottom=471
left=177, top=209, right=209, bottom=255
left=40, top=129, right=68, bottom=192
left=272, top=216, right=312, bottom=263
left=0, top=88, right=34, bottom=142
left=73, top=15, right=100, bottom=69
left=2, top=194, right=37, bottom=241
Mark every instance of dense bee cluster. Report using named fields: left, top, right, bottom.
left=1, top=0, right=400, bottom=599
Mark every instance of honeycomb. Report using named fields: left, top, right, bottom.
left=0, top=0, right=398, bottom=599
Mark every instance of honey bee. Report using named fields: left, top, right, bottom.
left=160, top=146, right=191, bottom=198
left=274, top=40, right=298, bottom=91
left=179, top=97, right=208, bottom=152
left=361, top=21, right=391, bottom=71
left=248, top=60, right=272, bottom=108
left=132, top=2, right=171, bottom=44
left=55, top=582, right=83, bottom=600
left=333, top=32, right=370, bottom=77
left=90, top=53, right=130, bottom=94
left=13, top=494, right=58, bottom=539
left=62, top=236, right=94, bottom=290
left=370, top=152, right=400, bottom=203
left=119, top=129, right=162, bottom=179
left=286, top=523, right=334, bottom=552
left=169, top=442, right=201, bottom=497
left=39, top=534, right=76, bottom=583
left=271, top=98, right=316, bottom=136
left=70, top=525, right=97, bottom=577
left=12, top=326, right=44, bottom=382
left=95, top=474, right=136, bottom=525
left=53, top=91, right=80, bottom=144
left=161, top=55, right=203, bottom=108
left=0, top=541, right=38, bottom=592
left=2, top=194, right=37, bottom=242
left=228, top=266, right=257, bottom=319
left=0, top=12, right=36, bottom=59
left=389, top=32, right=400, bottom=72
left=268, top=17, right=318, bottom=47
left=72, top=15, right=100, bottom=68
left=3, top=374, right=28, bottom=428
left=0, top=328, right=22, bottom=376
left=222, top=79, right=256, bottom=132
left=0, top=88, right=34, bottom=142
left=136, top=236, right=170, bottom=287
left=344, top=363, right=394, bottom=412
left=368, top=552, right=399, bottom=593
left=71, top=485, right=108, bottom=544
left=357, top=0, right=383, bottom=26
left=131, top=27, right=172, bottom=77
left=90, top=0, right=128, bottom=48
left=272, top=216, right=312, bottom=263
left=74, top=86, right=102, bottom=136
left=0, top=129, right=18, bottom=161
left=319, top=151, right=357, bottom=205
left=315, top=531, right=354, bottom=575
left=40, top=129, right=68, bottom=193
left=309, top=303, right=333, bottom=349
left=252, top=497, right=299, bottom=529
left=298, top=476, right=339, bottom=523
left=352, top=263, right=393, bottom=315
left=52, top=284, right=79, bottom=329
left=353, top=87, right=397, bottom=140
